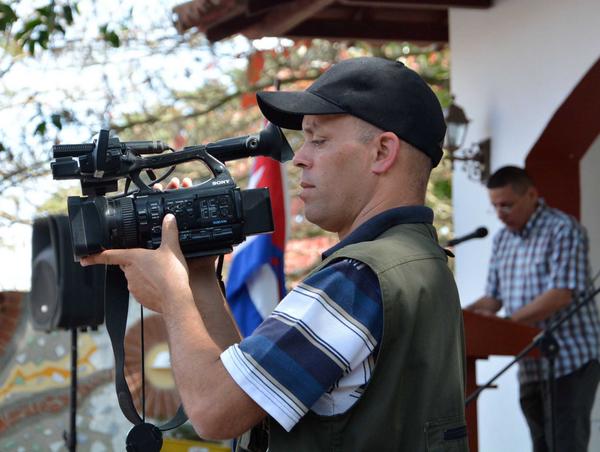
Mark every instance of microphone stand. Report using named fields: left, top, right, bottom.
left=465, top=285, right=600, bottom=452
left=63, top=327, right=78, bottom=452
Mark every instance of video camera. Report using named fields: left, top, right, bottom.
left=50, top=123, right=293, bottom=259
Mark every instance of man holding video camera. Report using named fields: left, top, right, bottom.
left=82, top=57, right=467, bottom=451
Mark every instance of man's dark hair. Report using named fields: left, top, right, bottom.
left=486, top=166, right=534, bottom=194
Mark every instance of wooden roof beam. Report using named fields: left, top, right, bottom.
left=247, top=0, right=295, bottom=15
left=241, top=0, right=336, bottom=39
left=204, top=14, right=265, bottom=42
left=338, top=0, right=492, bottom=8
left=285, top=17, right=448, bottom=43
left=173, top=0, right=246, bottom=34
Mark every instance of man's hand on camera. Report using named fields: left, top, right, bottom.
left=81, top=213, right=191, bottom=314
left=157, top=176, right=219, bottom=275
left=153, top=176, right=192, bottom=192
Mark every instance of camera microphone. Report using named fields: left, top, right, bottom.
left=123, top=140, right=170, bottom=154
left=446, top=227, right=488, bottom=247
left=52, top=139, right=169, bottom=158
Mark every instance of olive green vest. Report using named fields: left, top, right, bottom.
left=268, top=223, right=467, bottom=451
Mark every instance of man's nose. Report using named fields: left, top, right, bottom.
left=292, top=144, right=310, bottom=168
left=497, top=210, right=510, bottom=222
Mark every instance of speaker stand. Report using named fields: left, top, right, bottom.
left=63, top=328, right=78, bottom=452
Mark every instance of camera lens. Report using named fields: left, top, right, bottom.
left=68, top=196, right=138, bottom=257
left=106, top=197, right=138, bottom=249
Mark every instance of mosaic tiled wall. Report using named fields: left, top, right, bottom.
left=0, top=292, right=132, bottom=450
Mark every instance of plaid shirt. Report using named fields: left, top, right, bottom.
left=485, top=200, right=600, bottom=384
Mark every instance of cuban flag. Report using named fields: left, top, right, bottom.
left=226, top=155, right=287, bottom=337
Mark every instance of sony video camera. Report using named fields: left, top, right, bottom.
left=51, top=123, right=293, bottom=259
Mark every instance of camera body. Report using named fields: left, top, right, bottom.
left=68, top=183, right=272, bottom=259
left=51, top=124, right=292, bottom=259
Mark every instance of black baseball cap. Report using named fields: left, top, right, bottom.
left=256, top=57, right=446, bottom=167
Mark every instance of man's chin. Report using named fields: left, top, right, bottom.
left=304, top=207, right=325, bottom=228
left=505, top=223, right=520, bottom=232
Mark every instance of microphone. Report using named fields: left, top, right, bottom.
left=122, top=140, right=170, bottom=154
left=446, top=227, right=488, bottom=247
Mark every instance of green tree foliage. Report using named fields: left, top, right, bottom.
left=1, top=1, right=76, bottom=55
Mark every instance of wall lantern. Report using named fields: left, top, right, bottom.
left=444, top=97, right=491, bottom=183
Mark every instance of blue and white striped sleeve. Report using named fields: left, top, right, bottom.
left=220, top=258, right=382, bottom=431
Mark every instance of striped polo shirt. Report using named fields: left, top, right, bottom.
left=221, top=206, right=434, bottom=431
left=485, top=200, right=600, bottom=384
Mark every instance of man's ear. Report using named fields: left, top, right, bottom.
left=526, top=185, right=539, bottom=201
left=371, top=132, right=400, bottom=174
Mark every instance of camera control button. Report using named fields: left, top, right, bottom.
left=151, top=226, right=162, bottom=235
left=192, top=231, right=211, bottom=241
left=149, top=203, right=160, bottom=218
left=212, top=227, right=233, bottom=239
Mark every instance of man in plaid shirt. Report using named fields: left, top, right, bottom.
left=467, top=166, right=600, bottom=452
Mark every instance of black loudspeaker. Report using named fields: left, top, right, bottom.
left=30, top=215, right=105, bottom=331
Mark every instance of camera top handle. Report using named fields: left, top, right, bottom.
left=51, top=122, right=293, bottom=196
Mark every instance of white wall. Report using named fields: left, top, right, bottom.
left=449, top=0, right=600, bottom=450
left=581, top=134, right=600, bottom=445
left=581, top=135, right=600, bottom=293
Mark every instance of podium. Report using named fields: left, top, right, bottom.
left=463, top=310, right=541, bottom=452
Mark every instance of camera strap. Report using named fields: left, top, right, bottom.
left=104, top=265, right=187, bottom=451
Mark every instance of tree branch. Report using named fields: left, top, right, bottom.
left=0, top=160, right=50, bottom=192
left=0, top=211, right=32, bottom=226
left=109, top=73, right=322, bottom=133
